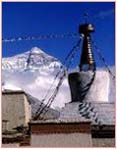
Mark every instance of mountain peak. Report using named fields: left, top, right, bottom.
left=30, top=47, right=45, bottom=54
left=2, top=46, right=62, bottom=72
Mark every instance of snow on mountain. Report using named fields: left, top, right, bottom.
left=2, top=47, right=115, bottom=109
left=2, top=47, right=71, bottom=108
left=2, top=47, right=61, bottom=72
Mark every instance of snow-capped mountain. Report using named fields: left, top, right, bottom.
left=2, top=47, right=61, bottom=72
left=2, top=47, right=71, bottom=108
left=2, top=47, right=115, bottom=109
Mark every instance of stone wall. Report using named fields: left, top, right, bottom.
left=92, top=138, right=115, bottom=147
left=2, top=143, right=19, bottom=147
left=2, top=91, right=31, bottom=131
left=29, top=119, right=92, bottom=147
left=31, top=133, right=92, bottom=147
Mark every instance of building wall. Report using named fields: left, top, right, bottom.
left=31, top=133, right=92, bottom=147
left=92, top=138, right=115, bottom=147
left=2, top=92, right=31, bottom=131
left=24, top=95, right=31, bottom=124
left=2, top=143, right=19, bottom=147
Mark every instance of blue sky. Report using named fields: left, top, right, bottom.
left=2, top=2, right=115, bottom=67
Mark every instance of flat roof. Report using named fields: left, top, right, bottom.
left=2, top=90, right=25, bottom=94
left=29, top=118, right=91, bottom=124
left=29, top=118, right=91, bottom=134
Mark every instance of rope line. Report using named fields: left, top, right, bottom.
left=4, top=30, right=113, bottom=123
left=34, top=37, right=82, bottom=119
left=2, top=33, right=78, bottom=43
left=92, top=40, right=115, bottom=81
